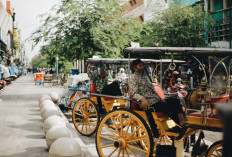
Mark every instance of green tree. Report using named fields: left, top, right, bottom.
left=140, top=4, right=214, bottom=47
left=31, top=0, right=142, bottom=61
left=30, top=54, right=47, bottom=68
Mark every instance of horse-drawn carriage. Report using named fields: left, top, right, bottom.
left=94, top=47, right=232, bottom=157
left=71, top=58, right=184, bottom=136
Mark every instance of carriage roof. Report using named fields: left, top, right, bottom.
left=124, top=47, right=232, bottom=57
left=86, top=58, right=185, bottom=64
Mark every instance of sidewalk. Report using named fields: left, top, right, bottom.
left=0, top=74, right=64, bottom=157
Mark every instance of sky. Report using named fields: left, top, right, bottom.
left=3, top=0, right=60, bottom=61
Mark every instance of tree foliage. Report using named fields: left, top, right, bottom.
left=30, top=54, right=47, bottom=68
left=31, top=0, right=143, bottom=61
left=140, top=4, right=214, bottom=47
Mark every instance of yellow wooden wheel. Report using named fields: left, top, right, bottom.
left=131, top=125, right=172, bottom=156
left=72, top=98, right=99, bottom=136
left=205, top=140, right=223, bottom=157
left=96, top=109, right=154, bottom=157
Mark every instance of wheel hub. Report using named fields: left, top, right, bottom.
left=114, top=138, right=126, bottom=148
left=83, top=113, right=88, bottom=121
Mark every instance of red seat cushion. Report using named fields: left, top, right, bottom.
left=209, top=114, right=218, bottom=118
left=189, top=109, right=211, bottom=117
left=211, top=94, right=229, bottom=104
left=103, top=97, right=114, bottom=101
left=156, top=112, right=168, bottom=118
left=189, top=109, right=219, bottom=118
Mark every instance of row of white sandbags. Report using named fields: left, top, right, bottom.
left=39, top=93, right=81, bottom=157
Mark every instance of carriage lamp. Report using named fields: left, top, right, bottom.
left=196, top=83, right=211, bottom=124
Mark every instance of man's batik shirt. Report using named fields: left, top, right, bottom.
left=129, top=71, right=161, bottom=106
left=87, top=66, right=108, bottom=93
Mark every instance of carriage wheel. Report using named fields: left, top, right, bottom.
left=131, top=125, right=172, bottom=155
left=96, top=109, right=153, bottom=157
left=72, top=98, right=99, bottom=136
left=205, top=140, right=223, bottom=157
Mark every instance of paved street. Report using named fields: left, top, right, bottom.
left=0, top=74, right=64, bottom=157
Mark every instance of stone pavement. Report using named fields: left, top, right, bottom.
left=0, top=74, right=90, bottom=157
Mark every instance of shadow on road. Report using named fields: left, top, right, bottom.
left=8, top=122, right=43, bottom=134
left=6, top=147, right=48, bottom=157
left=1, top=94, right=39, bottom=101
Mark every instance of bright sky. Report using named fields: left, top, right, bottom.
left=3, top=0, right=60, bottom=61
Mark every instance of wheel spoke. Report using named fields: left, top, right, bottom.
left=117, top=148, right=121, bottom=157
left=88, top=106, right=94, bottom=113
left=85, top=101, right=89, bottom=111
left=77, top=105, right=84, bottom=114
left=80, top=103, right=85, bottom=113
left=104, top=124, right=118, bottom=138
left=126, top=146, right=137, bottom=157
left=127, top=144, right=147, bottom=153
left=100, top=135, right=116, bottom=142
left=88, top=120, right=95, bottom=127
left=89, top=114, right=97, bottom=117
left=74, top=118, right=82, bottom=121
left=215, top=150, right=222, bottom=157
left=111, top=116, right=120, bottom=135
left=126, top=136, right=147, bottom=143
left=124, top=118, right=132, bottom=137
left=76, top=120, right=83, bottom=127
left=120, top=114, right=124, bottom=137
left=154, top=137, right=161, bottom=151
left=126, top=126, right=142, bottom=140
left=89, top=119, right=97, bottom=122
left=125, top=148, right=129, bottom=157
left=87, top=121, right=92, bottom=131
left=101, top=144, right=114, bottom=149
left=81, top=121, right=85, bottom=131
left=108, top=148, right=118, bottom=157
left=85, top=121, right=88, bottom=133
left=75, top=112, right=83, bottom=117
left=164, top=135, right=172, bottom=144
left=122, top=148, right=124, bottom=157
left=161, top=136, right=167, bottom=145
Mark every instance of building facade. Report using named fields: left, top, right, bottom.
left=170, top=0, right=232, bottom=48
left=0, top=0, right=26, bottom=66
left=208, top=0, right=232, bottom=48
left=123, top=0, right=232, bottom=48
left=0, top=0, right=15, bottom=66
left=121, top=0, right=168, bottom=22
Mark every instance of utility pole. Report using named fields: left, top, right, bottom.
left=56, top=53, right=58, bottom=76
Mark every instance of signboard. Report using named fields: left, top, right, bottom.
left=130, top=42, right=140, bottom=48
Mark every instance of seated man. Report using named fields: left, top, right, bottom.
left=129, top=59, right=186, bottom=136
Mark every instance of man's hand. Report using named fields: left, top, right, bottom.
left=140, top=97, right=150, bottom=110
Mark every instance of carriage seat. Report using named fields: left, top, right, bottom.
left=130, top=100, right=168, bottom=118
left=188, top=109, right=219, bottom=119
left=211, top=94, right=229, bottom=104
left=101, top=81, right=122, bottom=101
